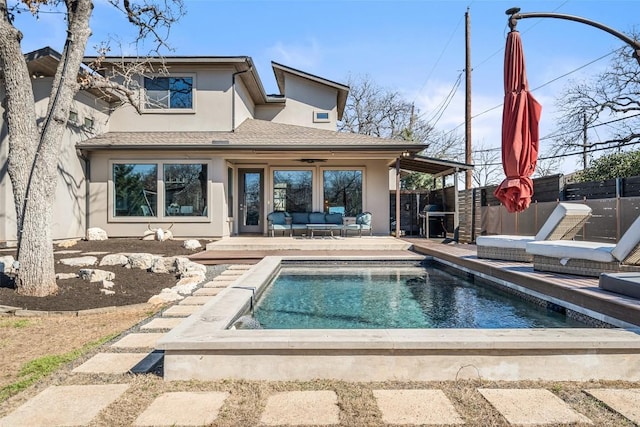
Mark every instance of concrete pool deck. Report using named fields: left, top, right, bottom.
left=3, top=238, right=640, bottom=425
left=158, top=239, right=640, bottom=382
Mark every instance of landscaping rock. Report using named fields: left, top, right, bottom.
left=151, top=256, right=178, bottom=274
left=101, top=280, right=115, bottom=289
left=182, top=239, right=202, bottom=250
left=148, top=288, right=184, bottom=305
left=175, top=258, right=207, bottom=277
left=0, top=255, right=16, bottom=275
left=78, top=268, right=115, bottom=282
left=55, top=272, right=79, bottom=280
left=86, top=227, right=108, bottom=241
left=99, top=254, right=129, bottom=267
left=100, top=288, right=115, bottom=295
left=60, top=256, right=98, bottom=267
left=57, top=239, right=79, bottom=248
left=173, top=276, right=203, bottom=294
left=128, top=253, right=157, bottom=270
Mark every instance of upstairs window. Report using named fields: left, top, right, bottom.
left=144, top=76, right=193, bottom=110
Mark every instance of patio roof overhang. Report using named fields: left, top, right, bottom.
left=394, top=154, right=474, bottom=178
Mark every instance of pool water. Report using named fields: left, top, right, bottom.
left=252, top=265, right=588, bottom=329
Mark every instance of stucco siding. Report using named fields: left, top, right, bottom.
left=0, top=81, right=107, bottom=244
left=270, top=74, right=338, bottom=130
left=88, top=151, right=230, bottom=239
left=233, top=77, right=255, bottom=130
left=108, top=68, right=234, bottom=132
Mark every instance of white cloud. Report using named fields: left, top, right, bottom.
left=266, top=38, right=323, bottom=69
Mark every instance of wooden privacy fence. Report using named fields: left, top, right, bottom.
left=391, top=174, right=640, bottom=243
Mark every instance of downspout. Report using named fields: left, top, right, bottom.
left=231, top=66, right=252, bottom=132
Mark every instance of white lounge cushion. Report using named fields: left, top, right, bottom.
left=534, top=202, right=592, bottom=240
left=526, top=240, right=616, bottom=263
left=476, top=235, right=534, bottom=250
left=611, top=214, right=640, bottom=262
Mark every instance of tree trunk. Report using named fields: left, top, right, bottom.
left=0, top=0, right=94, bottom=296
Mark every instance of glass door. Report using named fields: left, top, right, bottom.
left=238, top=169, right=263, bottom=234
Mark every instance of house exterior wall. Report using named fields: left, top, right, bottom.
left=1, top=55, right=405, bottom=244
left=87, top=151, right=392, bottom=239
left=233, top=76, right=255, bottom=130
left=267, top=75, right=338, bottom=129
left=108, top=67, right=234, bottom=132
left=88, top=150, right=232, bottom=239
left=0, top=79, right=109, bottom=245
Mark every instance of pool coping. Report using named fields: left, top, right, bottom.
left=157, top=255, right=640, bottom=382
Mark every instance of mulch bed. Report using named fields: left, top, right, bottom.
left=0, top=238, right=207, bottom=312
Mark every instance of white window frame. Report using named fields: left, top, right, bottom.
left=313, top=110, right=331, bottom=123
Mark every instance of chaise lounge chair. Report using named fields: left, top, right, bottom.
left=525, top=214, right=640, bottom=277
left=476, top=203, right=592, bottom=262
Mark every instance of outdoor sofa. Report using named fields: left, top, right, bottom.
left=476, top=202, right=592, bottom=262
left=266, top=211, right=372, bottom=237
left=525, top=214, right=640, bottom=277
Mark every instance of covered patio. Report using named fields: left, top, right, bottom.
left=391, top=154, right=474, bottom=240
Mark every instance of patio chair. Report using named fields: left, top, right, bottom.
left=267, top=211, right=291, bottom=237
left=525, top=214, right=640, bottom=277
left=343, top=212, right=372, bottom=237
left=476, top=203, right=592, bottom=262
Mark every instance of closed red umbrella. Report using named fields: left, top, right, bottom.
left=494, top=29, right=542, bottom=213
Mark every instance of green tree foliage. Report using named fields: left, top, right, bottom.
left=572, top=150, right=640, bottom=182
left=402, top=173, right=434, bottom=190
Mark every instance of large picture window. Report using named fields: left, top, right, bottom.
left=273, top=170, right=312, bottom=212
left=164, top=164, right=207, bottom=217
left=323, top=170, right=362, bottom=216
left=113, top=164, right=157, bottom=217
left=144, top=76, right=193, bottom=109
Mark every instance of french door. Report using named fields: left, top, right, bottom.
left=238, top=169, right=263, bottom=234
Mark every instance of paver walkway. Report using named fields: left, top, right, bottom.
left=2, top=261, right=640, bottom=426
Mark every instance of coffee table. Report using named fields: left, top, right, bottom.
left=306, top=224, right=341, bottom=238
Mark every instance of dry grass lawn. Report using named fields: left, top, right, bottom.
left=1, top=307, right=638, bottom=426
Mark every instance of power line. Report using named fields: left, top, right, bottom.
left=423, top=72, right=463, bottom=127
left=480, top=138, right=640, bottom=166
left=413, top=11, right=465, bottom=106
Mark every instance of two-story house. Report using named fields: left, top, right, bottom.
left=2, top=47, right=466, bottom=245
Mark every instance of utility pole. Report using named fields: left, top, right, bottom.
left=582, top=112, right=588, bottom=170
left=465, top=7, right=472, bottom=189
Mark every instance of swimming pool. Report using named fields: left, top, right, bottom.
left=253, top=265, right=586, bottom=329
left=157, top=255, right=640, bottom=382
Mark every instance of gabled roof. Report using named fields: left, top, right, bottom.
left=83, top=55, right=348, bottom=117
left=272, top=62, right=349, bottom=120
left=24, top=47, right=61, bottom=77
left=76, top=119, right=426, bottom=152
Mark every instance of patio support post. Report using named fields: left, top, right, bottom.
left=395, top=158, right=401, bottom=237
left=453, top=168, right=459, bottom=241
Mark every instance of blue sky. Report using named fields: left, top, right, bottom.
left=15, top=0, right=640, bottom=174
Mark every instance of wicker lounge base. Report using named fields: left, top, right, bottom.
left=477, top=245, right=533, bottom=262
left=599, top=272, right=640, bottom=299
left=533, top=255, right=640, bottom=277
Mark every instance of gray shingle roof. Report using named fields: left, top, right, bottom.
left=76, top=119, right=426, bottom=151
